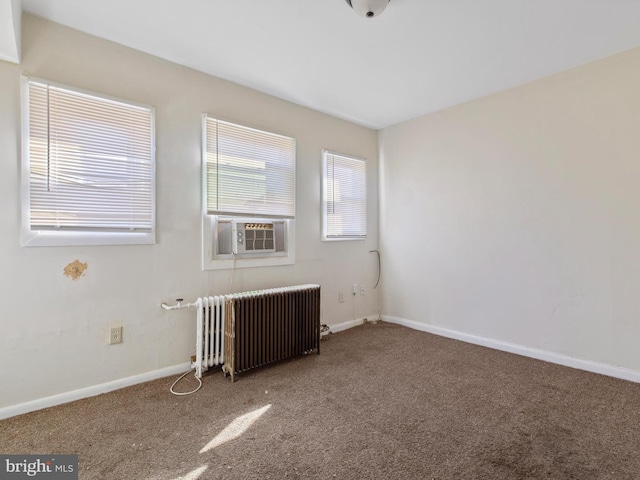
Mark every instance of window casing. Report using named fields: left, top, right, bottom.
left=202, top=116, right=296, bottom=269
left=21, top=77, right=155, bottom=246
left=322, top=150, right=367, bottom=240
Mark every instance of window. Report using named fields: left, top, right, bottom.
left=202, top=116, right=296, bottom=269
left=203, top=116, right=295, bottom=218
left=22, top=78, right=155, bottom=246
left=322, top=150, right=367, bottom=240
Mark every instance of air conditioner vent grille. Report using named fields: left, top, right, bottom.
left=244, top=226, right=275, bottom=251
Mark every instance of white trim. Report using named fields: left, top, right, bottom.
left=322, top=237, right=367, bottom=242
left=27, top=76, right=154, bottom=110
left=383, top=315, right=640, bottom=384
left=328, top=314, right=378, bottom=333
left=330, top=318, right=364, bottom=333
left=0, top=314, right=374, bottom=419
left=20, top=76, right=156, bottom=247
left=20, top=75, right=31, bottom=243
left=321, top=149, right=367, bottom=241
left=0, top=362, right=191, bottom=420
left=23, top=230, right=156, bottom=247
left=202, top=115, right=296, bottom=218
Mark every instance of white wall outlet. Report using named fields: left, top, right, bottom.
left=352, top=283, right=358, bottom=296
left=110, top=326, right=123, bottom=345
left=338, top=291, right=345, bottom=303
left=360, top=285, right=365, bottom=296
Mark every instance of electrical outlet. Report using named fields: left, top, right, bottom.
left=109, top=326, right=123, bottom=345
left=352, top=284, right=358, bottom=296
left=338, top=291, right=345, bottom=303
left=360, top=285, right=365, bottom=296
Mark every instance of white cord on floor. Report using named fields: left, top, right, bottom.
left=170, top=369, right=202, bottom=396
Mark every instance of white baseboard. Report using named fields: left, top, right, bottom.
left=0, top=315, right=376, bottom=420
left=328, top=314, right=379, bottom=334
left=0, top=362, right=191, bottom=421
left=14, top=313, right=626, bottom=420
left=330, top=319, right=363, bottom=333
left=383, top=315, right=640, bottom=384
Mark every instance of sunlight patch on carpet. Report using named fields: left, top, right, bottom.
left=200, top=404, right=271, bottom=453
left=171, top=465, right=208, bottom=480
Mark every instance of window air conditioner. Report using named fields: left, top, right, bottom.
left=215, top=219, right=286, bottom=256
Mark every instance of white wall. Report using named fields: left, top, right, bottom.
left=0, top=0, right=21, bottom=63
left=0, top=14, right=379, bottom=411
left=379, top=48, right=640, bottom=373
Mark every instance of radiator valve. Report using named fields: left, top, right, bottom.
left=320, top=324, right=331, bottom=340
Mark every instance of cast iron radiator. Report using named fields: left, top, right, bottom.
left=194, top=284, right=321, bottom=382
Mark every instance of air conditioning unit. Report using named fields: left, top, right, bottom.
left=215, top=219, right=286, bottom=256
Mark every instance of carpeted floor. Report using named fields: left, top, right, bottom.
left=2, top=322, right=640, bottom=479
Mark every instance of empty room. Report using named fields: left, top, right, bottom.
left=2, top=0, right=640, bottom=478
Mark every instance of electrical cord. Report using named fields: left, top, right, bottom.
left=171, top=253, right=235, bottom=397
left=228, top=252, right=237, bottom=294
left=369, top=250, right=381, bottom=289
left=170, top=369, right=202, bottom=396
left=370, top=249, right=382, bottom=321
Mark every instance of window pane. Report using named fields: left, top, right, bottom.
left=323, top=151, right=366, bottom=238
left=28, top=81, right=154, bottom=232
left=204, top=117, right=295, bottom=218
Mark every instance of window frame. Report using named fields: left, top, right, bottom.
left=20, top=76, right=156, bottom=247
left=202, top=114, right=296, bottom=219
left=322, top=149, right=367, bottom=241
left=201, top=115, right=296, bottom=270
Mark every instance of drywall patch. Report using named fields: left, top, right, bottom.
left=64, top=260, right=88, bottom=281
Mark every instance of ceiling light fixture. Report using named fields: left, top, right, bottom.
left=345, top=0, right=390, bottom=19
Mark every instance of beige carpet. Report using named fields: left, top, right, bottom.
left=2, top=322, right=639, bottom=479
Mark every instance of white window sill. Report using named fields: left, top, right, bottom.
left=22, top=230, right=156, bottom=247
left=202, top=253, right=295, bottom=271
left=322, top=236, right=367, bottom=242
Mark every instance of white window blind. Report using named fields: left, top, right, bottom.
left=27, top=80, right=154, bottom=233
left=323, top=150, right=367, bottom=239
left=204, top=116, right=295, bottom=218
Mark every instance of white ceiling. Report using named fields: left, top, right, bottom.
left=20, top=0, right=640, bottom=129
